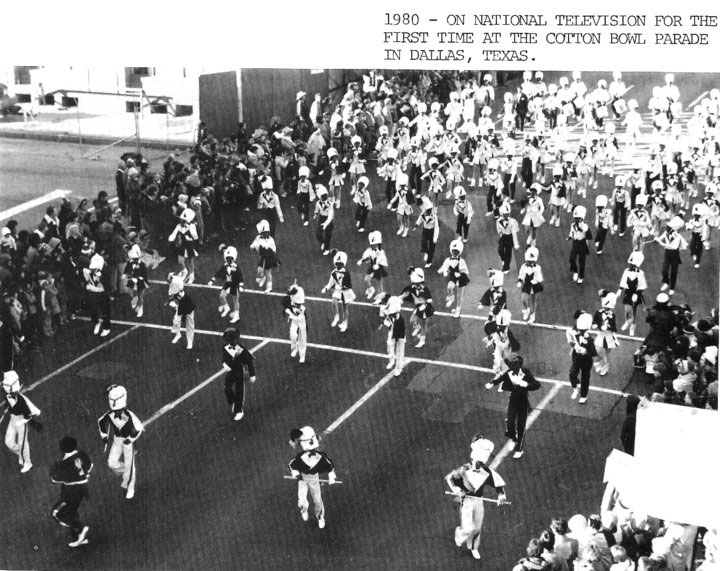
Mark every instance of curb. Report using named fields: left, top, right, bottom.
left=0, top=129, right=193, bottom=151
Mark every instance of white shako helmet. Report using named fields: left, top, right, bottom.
left=368, top=231, right=382, bottom=246
left=223, top=246, right=238, bottom=261
left=2, top=370, right=20, bottom=394
left=576, top=312, right=593, bottom=330
left=470, top=435, right=495, bottom=465
left=107, top=385, right=127, bottom=410
left=409, top=267, right=425, bottom=284
left=449, top=238, right=464, bottom=255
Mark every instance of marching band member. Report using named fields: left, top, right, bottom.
left=664, top=163, right=684, bottom=216
left=167, top=269, right=195, bottom=350
left=352, top=176, right=373, bottom=233
left=611, top=174, right=632, bottom=237
left=123, top=244, right=149, bottom=318
left=313, top=185, right=335, bottom=256
left=357, top=231, right=388, bottom=300
left=485, top=354, right=541, bottom=459
left=438, top=239, right=470, bottom=318
left=347, top=135, right=366, bottom=193
left=50, top=436, right=93, bottom=547
left=221, top=327, right=256, bottom=421
left=485, top=309, right=520, bottom=379
left=83, top=251, right=112, bottom=337
left=594, top=194, right=614, bottom=255
left=544, top=166, right=566, bottom=227
left=453, top=186, right=474, bottom=243
left=326, top=147, right=346, bottom=208
left=388, top=173, right=414, bottom=238
left=256, top=176, right=284, bottom=236
left=288, top=426, right=338, bottom=529
left=414, top=196, right=440, bottom=268
left=168, top=208, right=199, bottom=284
left=321, top=250, right=355, bottom=332
left=609, top=71, right=627, bottom=119
left=687, top=203, right=710, bottom=268
left=283, top=284, right=307, bottom=363
left=3, top=370, right=41, bottom=473
left=622, top=99, right=643, bottom=149
left=420, top=156, right=446, bottom=207
left=379, top=295, right=406, bottom=376
left=593, top=290, right=620, bottom=376
left=517, top=246, right=544, bottom=323
left=98, top=385, right=143, bottom=499
left=296, top=166, right=315, bottom=226
left=208, top=245, right=244, bottom=324
left=566, top=312, right=598, bottom=404
left=567, top=206, right=593, bottom=284
left=478, top=269, right=508, bottom=340
left=444, top=145, right=465, bottom=200
left=655, top=216, right=688, bottom=296
left=250, top=220, right=279, bottom=293
left=627, top=193, right=653, bottom=252
left=405, top=138, right=426, bottom=193
left=496, top=201, right=520, bottom=273
left=616, top=251, right=647, bottom=337
left=377, top=147, right=401, bottom=204
left=445, top=435, right=508, bottom=560
left=401, top=267, right=434, bottom=348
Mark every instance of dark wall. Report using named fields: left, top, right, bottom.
left=240, top=69, right=329, bottom=131
left=198, top=71, right=240, bottom=140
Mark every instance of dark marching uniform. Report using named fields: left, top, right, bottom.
left=222, top=341, right=256, bottom=418
left=568, top=220, right=593, bottom=281
left=51, top=448, right=93, bottom=545
left=566, top=325, right=598, bottom=399
left=488, top=366, right=541, bottom=454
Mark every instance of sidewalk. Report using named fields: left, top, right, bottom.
left=0, top=104, right=196, bottom=150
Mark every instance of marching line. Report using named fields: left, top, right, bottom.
left=0, top=189, right=71, bottom=222
left=322, top=370, right=396, bottom=437
left=73, top=317, right=631, bottom=398
left=143, top=339, right=271, bottom=427
left=148, top=280, right=644, bottom=343
left=490, top=382, right=564, bottom=470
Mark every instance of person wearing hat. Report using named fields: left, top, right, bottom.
left=543, top=165, right=566, bottom=226
left=649, top=180, right=671, bottom=238
left=3, top=370, right=42, bottom=473
left=484, top=309, right=521, bottom=379
left=98, top=385, right=143, bottom=499
left=352, top=175, right=373, bottom=233
left=421, top=155, right=446, bottom=208
left=250, top=220, right=279, bottom=294
left=478, top=268, right=509, bottom=337
left=378, top=295, right=406, bottom=375
left=313, top=184, right=335, bottom=255
left=414, top=196, right=440, bottom=268
left=443, top=145, right=465, bottom=200
left=485, top=354, right=541, bottom=459
left=168, top=208, right=199, bottom=285
left=83, top=252, right=112, bottom=337
left=50, top=436, right=93, bottom=547
left=617, top=251, right=647, bottom=337
left=567, top=205, right=593, bottom=284
left=321, top=250, right=355, bottom=332
left=445, top=435, right=509, bottom=560
left=167, top=269, right=196, bottom=349
left=288, top=426, right=338, bottom=529
left=566, top=311, right=598, bottom=403
left=295, top=165, right=315, bottom=226
left=357, top=231, right=388, bottom=301
left=484, top=157, right=504, bottom=217
left=388, top=173, right=414, bottom=237
left=221, top=327, right=257, bottom=421
left=496, top=201, right=520, bottom=273
left=594, top=194, right=614, bottom=255
left=627, top=193, right=653, bottom=253
left=256, top=176, right=284, bottom=237
left=405, top=137, right=427, bottom=193
left=520, top=183, right=546, bottom=247
left=283, top=284, right=307, bottom=363
left=686, top=203, right=710, bottom=268
left=123, top=244, right=149, bottom=318
left=295, top=91, right=309, bottom=127
left=438, top=239, right=470, bottom=318
left=208, top=245, right=244, bottom=323
left=655, top=216, right=688, bottom=295
left=452, top=186, right=474, bottom=243
left=593, top=291, right=620, bottom=376
left=517, top=246, right=544, bottom=323
left=401, top=267, right=434, bottom=348
left=610, top=173, right=632, bottom=237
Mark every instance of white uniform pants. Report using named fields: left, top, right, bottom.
left=108, top=436, right=137, bottom=495
left=5, top=414, right=31, bottom=467
left=298, top=475, right=324, bottom=519
left=386, top=338, right=406, bottom=372
left=455, top=496, right=485, bottom=551
left=172, top=311, right=195, bottom=347
left=290, top=317, right=307, bottom=360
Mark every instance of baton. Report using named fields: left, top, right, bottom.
left=445, top=491, right=511, bottom=505
left=284, top=475, right=343, bottom=484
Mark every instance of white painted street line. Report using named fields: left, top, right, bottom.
left=143, top=339, right=270, bottom=427
left=686, top=91, right=708, bottom=109
left=490, top=382, right=563, bottom=470
left=0, top=189, right=71, bottom=222
left=77, top=317, right=630, bottom=398
left=322, top=370, right=396, bottom=437
left=149, top=280, right=644, bottom=343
